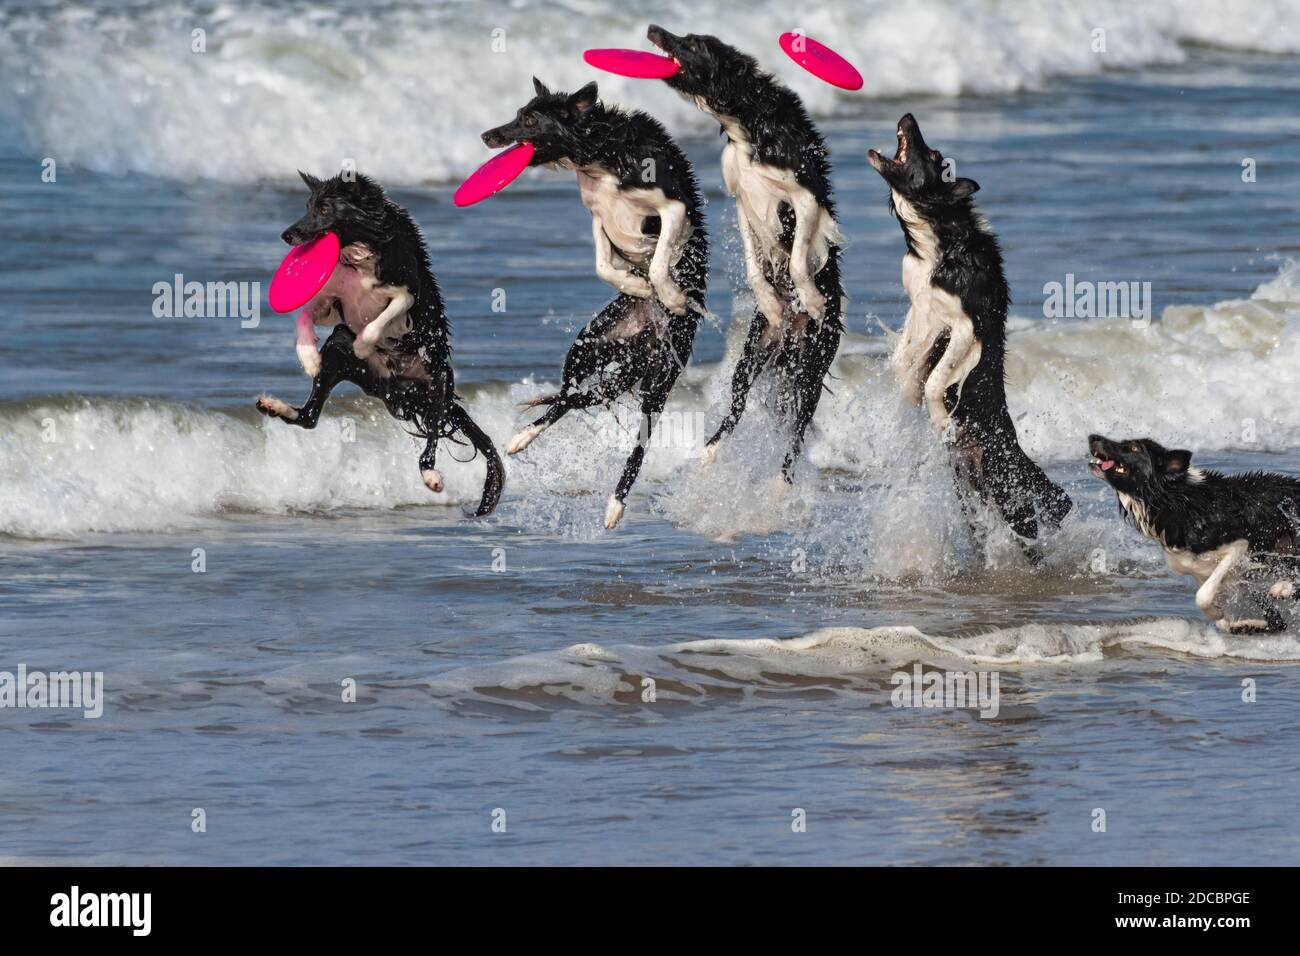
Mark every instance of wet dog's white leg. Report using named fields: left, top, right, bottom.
left=604, top=494, right=626, bottom=530
left=592, top=217, right=652, bottom=298
left=354, top=286, right=415, bottom=359
left=1197, top=539, right=1248, bottom=623
left=738, top=205, right=786, bottom=325
left=788, top=189, right=826, bottom=319
left=648, top=200, right=688, bottom=315
left=295, top=309, right=322, bottom=377
left=923, top=308, right=981, bottom=428
left=506, top=423, right=547, bottom=456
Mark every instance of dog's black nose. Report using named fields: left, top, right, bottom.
left=280, top=229, right=296, bottom=245
left=1088, top=434, right=1102, bottom=444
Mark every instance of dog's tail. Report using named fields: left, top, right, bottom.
left=446, top=403, right=505, bottom=517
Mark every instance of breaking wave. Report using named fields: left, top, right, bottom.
left=3, top=260, right=1298, bottom=541
left=1, top=0, right=1298, bottom=183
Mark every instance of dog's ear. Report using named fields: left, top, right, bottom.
left=567, top=82, right=598, bottom=119
left=1163, top=449, right=1193, bottom=474
left=532, top=76, right=551, bottom=97
left=951, top=177, right=979, bottom=199
left=298, top=170, right=322, bottom=191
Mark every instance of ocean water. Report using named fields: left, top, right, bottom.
left=2, top=0, right=1300, bottom=865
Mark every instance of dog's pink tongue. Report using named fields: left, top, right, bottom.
left=1100, top=459, right=1115, bottom=471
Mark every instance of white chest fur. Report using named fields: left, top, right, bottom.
left=714, top=114, right=840, bottom=276
left=889, top=191, right=981, bottom=422
left=574, top=167, right=680, bottom=268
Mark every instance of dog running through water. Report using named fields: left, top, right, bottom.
left=1089, top=434, right=1300, bottom=632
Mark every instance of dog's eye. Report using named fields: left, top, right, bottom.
left=523, top=115, right=537, bottom=128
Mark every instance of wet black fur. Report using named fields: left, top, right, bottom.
left=260, top=170, right=504, bottom=516
left=648, top=25, right=844, bottom=479
left=482, top=80, right=706, bottom=509
left=1089, top=434, right=1300, bottom=631
left=869, top=114, right=1071, bottom=541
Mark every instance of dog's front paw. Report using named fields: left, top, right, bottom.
left=795, top=285, right=826, bottom=320
left=506, top=424, right=545, bottom=456
left=755, top=287, right=786, bottom=325
left=353, top=334, right=377, bottom=359
left=1270, top=580, right=1295, bottom=600
left=421, top=469, right=444, bottom=493
left=255, top=394, right=298, bottom=422
left=297, top=343, right=321, bottom=377
left=655, top=281, right=689, bottom=316
left=700, top=441, right=719, bottom=465
left=604, top=495, right=626, bottom=530
left=620, top=275, right=653, bottom=298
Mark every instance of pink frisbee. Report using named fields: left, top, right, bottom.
left=453, top=141, right=535, bottom=207
left=778, top=32, right=863, bottom=91
left=268, top=231, right=339, bottom=314
left=583, top=48, right=680, bottom=79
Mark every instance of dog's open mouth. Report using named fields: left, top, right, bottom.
left=646, top=32, right=680, bottom=65
left=868, top=128, right=908, bottom=171
left=1088, top=455, right=1117, bottom=477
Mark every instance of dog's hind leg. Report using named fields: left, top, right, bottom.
left=257, top=325, right=377, bottom=428
left=508, top=297, right=642, bottom=455
left=705, top=312, right=774, bottom=459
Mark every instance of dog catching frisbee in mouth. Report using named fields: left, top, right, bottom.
left=480, top=78, right=708, bottom=530
left=256, top=170, right=504, bottom=517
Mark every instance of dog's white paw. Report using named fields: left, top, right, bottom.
left=297, top=344, right=321, bottom=378
left=353, top=334, right=377, bottom=359
left=421, top=469, right=444, bottom=493
left=701, top=442, right=719, bottom=465
left=604, top=495, right=626, bottom=530
left=1270, top=580, right=1295, bottom=600
left=255, top=395, right=298, bottom=421
left=506, top=424, right=545, bottom=456
left=655, top=281, right=689, bottom=316
left=1229, top=618, right=1273, bottom=635
left=796, top=285, right=826, bottom=320
left=620, top=275, right=653, bottom=298
left=756, top=289, right=786, bottom=325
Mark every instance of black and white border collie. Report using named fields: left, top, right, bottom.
left=868, top=114, right=1071, bottom=542
left=1089, top=434, right=1300, bottom=633
left=256, top=171, right=504, bottom=517
left=647, top=25, right=844, bottom=479
left=481, top=78, right=707, bottom=530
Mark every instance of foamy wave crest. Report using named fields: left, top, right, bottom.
left=418, top=620, right=1300, bottom=711
left=1, top=0, right=1297, bottom=183
left=3, top=261, right=1300, bottom=539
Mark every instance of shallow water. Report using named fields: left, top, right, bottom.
left=2, top=1, right=1300, bottom=865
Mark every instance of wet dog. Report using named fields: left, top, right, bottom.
left=647, top=25, right=844, bottom=478
left=481, top=78, right=706, bottom=529
left=1089, top=434, right=1300, bottom=632
left=255, top=170, right=504, bottom=517
left=869, top=114, right=1071, bottom=541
